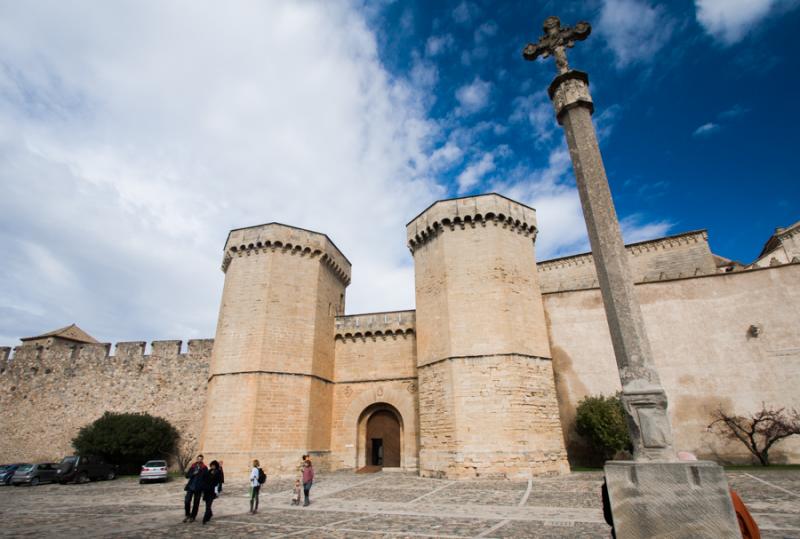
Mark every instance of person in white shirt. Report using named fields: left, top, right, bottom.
left=249, top=459, right=262, bottom=514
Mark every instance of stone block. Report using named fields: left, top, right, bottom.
left=604, top=461, right=739, bottom=538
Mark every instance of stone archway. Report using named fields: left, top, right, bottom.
left=357, top=403, right=403, bottom=469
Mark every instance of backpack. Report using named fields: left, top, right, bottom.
left=257, top=467, right=266, bottom=484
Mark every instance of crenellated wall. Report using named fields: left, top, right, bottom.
left=409, top=194, right=568, bottom=479
left=201, top=222, right=351, bottom=477
left=545, top=263, right=800, bottom=465
left=0, top=337, right=213, bottom=465
left=330, top=311, right=419, bottom=471
left=537, top=230, right=718, bottom=293
left=1, top=194, right=796, bottom=477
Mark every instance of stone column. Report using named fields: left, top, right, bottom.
left=524, top=16, right=740, bottom=537
left=549, top=70, right=674, bottom=460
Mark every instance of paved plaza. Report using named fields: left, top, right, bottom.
left=0, top=469, right=797, bottom=538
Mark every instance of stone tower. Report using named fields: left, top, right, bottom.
left=407, top=194, right=569, bottom=479
left=200, top=223, right=350, bottom=474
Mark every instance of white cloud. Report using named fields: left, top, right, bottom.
left=0, top=1, right=445, bottom=344
left=457, top=153, right=496, bottom=194
left=455, top=77, right=492, bottom=115
left=510, top=91, right=555, bottom=143
left=695, top=0, right=783, bottom=45
left=692, top=122, right=720, bottom=137
left=474, top=21, right=498, bottom=43
left=410, top=55, right=439, bottom=91
left=425, top=34, right=455, bottom=57
left=719, top=104, right=749, bottom=119
left=620, top=214, right=674, bottom=243
left=493, top=145, right=673, bottom=260
left=429, top=141, right=464, bottom=171
left=452, top=1, right=478, bottom=25
left=598, top=0, right=675, bottom=68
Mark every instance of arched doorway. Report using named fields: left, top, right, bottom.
left=357, top=403, right=403, bottom=469
left=367, top=410, right=401, bottom=467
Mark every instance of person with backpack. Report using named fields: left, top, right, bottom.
left=249, top=459, right=265, bottom=514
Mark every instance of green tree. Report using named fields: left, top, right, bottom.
left=575, top=393, right=632, bottom=462
left=72, top=412, right=179, bottom=474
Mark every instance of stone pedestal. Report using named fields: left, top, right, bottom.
left=604, top=461, right=740, bottom=538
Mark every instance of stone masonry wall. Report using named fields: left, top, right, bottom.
left=330, top=311, right=419, bottom=471
left=0, top=338, right=212, bottom=465
left=538, top=230, right=717, bottom=293
left=408, top=194, right=569, bottom=479
left=418, top=355, right=568, bottom=479
left=201, top=223, right=349, bottom=478
left=544, top=263, right=800, bottom=465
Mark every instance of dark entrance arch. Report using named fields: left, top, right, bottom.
left=358, top=403, right=402, bottom=468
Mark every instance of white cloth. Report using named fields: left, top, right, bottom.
left=250, top=467, right=260, bottom=487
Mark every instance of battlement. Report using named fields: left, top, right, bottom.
left=335, top=310, right=415, bottom=341
left=0, top=336, right=212, bottom=467
left=0, top=338, right=214, bottom=373
left=406, top=193, right=538, bottom=253
left=537, top=230, right=716, bottom=292
left=222, top=222, right=351, bottom=285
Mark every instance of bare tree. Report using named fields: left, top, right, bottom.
left=171, top=438, right=197, bottom=474
left=708, top=404, right=800, bottom=466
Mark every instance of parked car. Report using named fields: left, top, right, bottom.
left=56, top=455, right=116, bottom=483
left=139, top=460, right=168, bottom=483
left=11, top=463, right=58, bottom=486
left=0, top=464, right=24, bottom=485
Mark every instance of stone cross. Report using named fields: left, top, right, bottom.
left=523, top=16, right=591, bottom=75
left=522, top=17, right=742, bottom=538
left=524, top=16, right=675, bottom=462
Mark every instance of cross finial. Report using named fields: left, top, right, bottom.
left=523, top=16, right=591, bottom=75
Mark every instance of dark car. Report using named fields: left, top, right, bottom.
left=0, top=464, right=24, bottom=485
left=56, top=456, right=117, bottom=484
left=11, top=463, right=59, bottom=486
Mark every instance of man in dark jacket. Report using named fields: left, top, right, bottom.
left=183, top=454, right=207, bottom=523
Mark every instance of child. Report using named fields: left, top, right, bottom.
left=291, top=479, right=302, bottom=506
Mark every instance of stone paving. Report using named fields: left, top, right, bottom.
left=0, top=469, right=798, bottom=538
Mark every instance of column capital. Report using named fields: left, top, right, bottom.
left=547, top=70, right=594, bottom=125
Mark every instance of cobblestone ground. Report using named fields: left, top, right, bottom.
left=0, top=469, right=797, bottom=538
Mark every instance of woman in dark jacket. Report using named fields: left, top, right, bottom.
left=200, top=460, right=222, bottom=525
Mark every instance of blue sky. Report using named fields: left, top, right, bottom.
left=0, top=0, right=798, bottom=344
left=368, top=0, right=800, bottom=261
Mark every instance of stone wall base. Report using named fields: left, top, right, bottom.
left=419, top=449, right=569, bottom=480
left=604, top=460, right=739, bottom=538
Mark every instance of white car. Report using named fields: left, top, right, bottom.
left=139, top=460, right=169, bottom=483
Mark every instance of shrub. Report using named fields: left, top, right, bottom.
left=575, top=393, right=632, bottom=461
left=72, top=412, right=179, bottom=474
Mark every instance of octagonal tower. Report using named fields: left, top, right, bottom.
left=407, top=193, right=569, bottom=479
left=200, top=223, right=350, bottom=476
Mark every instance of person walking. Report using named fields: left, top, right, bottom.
left=301, top=459, right=314, bottom=507
left=249, top=459, right=265, bottom=514
left=201, top=460, right=222, bottom=525
left=215, top=461, right=224, bottom=496
left=183, top=454, right=206, bottom=523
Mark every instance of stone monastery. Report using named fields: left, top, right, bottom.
left=1, top=193, right=799, bottom=479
